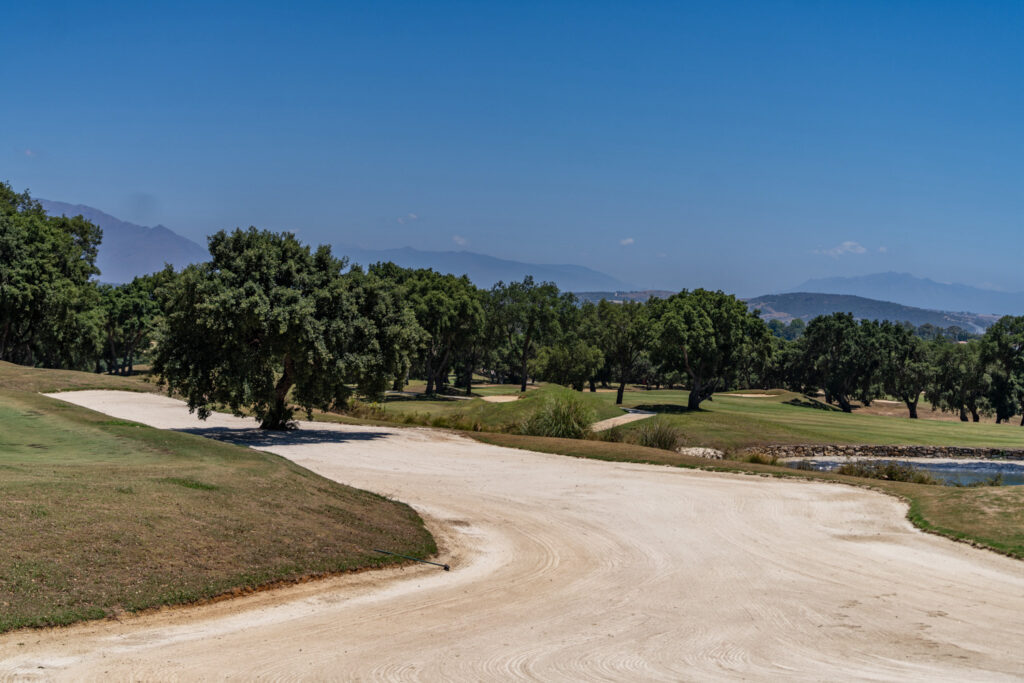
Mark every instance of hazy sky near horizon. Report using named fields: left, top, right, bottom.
left=3, top=1, right=1022, bottom=295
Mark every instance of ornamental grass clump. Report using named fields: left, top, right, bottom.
left=634, top=419, right=685, bottom=451
left=518, top=394, right=596, bottom=439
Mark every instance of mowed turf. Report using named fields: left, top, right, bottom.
left=374, top=383, right=1024, bottom=452
left=377, top=384, right=623, bottom=431
left=0, top=372, right=434, bottom=633
left=614, top=389, right=1024, bottom=451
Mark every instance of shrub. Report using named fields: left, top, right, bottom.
left=836, top=460, right=939, bottom=485
left=593, top=425, right=627, bottom=442
left=746, top=452, right=779, bottom=466
left=954, top=473, right=1004, bottom=488
left=336, top=401, right=387, bottom=421
left=634, top=419, right=684, bottom=451
left=518, top=394, right=596, bottom=439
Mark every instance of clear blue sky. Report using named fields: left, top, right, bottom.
left=3, top=1, right=1021, bottom=294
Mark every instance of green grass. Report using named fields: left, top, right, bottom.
left=366, top=384, right=622, bottom=431
left=470, top=432, right=1024, bottom=560
left=0, top=360, right=162, bottom=394
left=369, top=384, right=1024, bottom=452
left=613, top=390, right=1024, bottom=451
left=0, top=369, right=435, bottom=634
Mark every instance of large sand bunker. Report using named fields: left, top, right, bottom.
left=3, top=390, right=1023, bottom=680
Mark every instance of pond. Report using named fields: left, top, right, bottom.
left=785, top=459, right=1024, bottom=486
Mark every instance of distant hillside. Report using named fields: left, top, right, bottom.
left=789, top=272, right=1024, bottom=316
left=340, top=245, right=631, bottom=291
left=39, top=200, right=208, bottom=283
left=573, top=290, right=674, bottom=304
left=747, top=292, right=999, bottom=333
left=36, top=200, right=629, bottom=291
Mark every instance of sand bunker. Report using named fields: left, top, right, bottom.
left=4, top=390, right=1023, bottom=680
left=480, top=394, right=520, bottom=403
left=590, top=409, right=656, bottom=431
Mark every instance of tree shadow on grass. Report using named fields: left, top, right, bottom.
left=632, top=404, right=700, bottom=414
left=176, top=426, right=389, bottom=448
left=384, top=394, right=470, bottom=403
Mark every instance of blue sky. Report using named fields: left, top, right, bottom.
left=3, top=1, right=1021, bottom=294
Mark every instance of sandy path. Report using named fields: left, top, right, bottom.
left=591, top=409, right=655, bottom=431
left=3, top=391, right=1023, bottom=680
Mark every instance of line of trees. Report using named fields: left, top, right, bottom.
left=5, top=182, right=1024, bottom=428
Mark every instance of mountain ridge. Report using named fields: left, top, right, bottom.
left=39, top=199, right=209, bottom=284
left=329, top=245, right=632, bottom=291
left=748, top=292, right=999, bottom=332
left=788, top=272, right=1024, bottom=316
left=37, top=200, right=631, bottom=291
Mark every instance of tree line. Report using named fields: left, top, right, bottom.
left=4, top=182, right=1024, bottom=428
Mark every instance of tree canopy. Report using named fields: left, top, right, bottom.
left=154, top=228, right=420, bottom=429
left=0, top=183, right=103, bottom=369
left=651, top=289, right=765, bottom=410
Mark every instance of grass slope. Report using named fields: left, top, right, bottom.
left=373, top=385, right=1024, bottom=451
left=0, top=360, right=163, bottom=393
left=0, top=369, right=434, bottom=634
left=377, top=385, right=622, bottom=431
left=613, top=390, right=1024, bottom=451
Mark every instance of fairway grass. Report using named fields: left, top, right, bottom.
left=376, top=384, right=623, bottom=431
left=373, top=385, right=1024, bottom=451
left=0, top=379, right=434, bottom=633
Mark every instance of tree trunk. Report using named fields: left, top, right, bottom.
left=616, top=380, right=626, bottom=405
left=687, top=377, right=709, bottom=410
left=261, top=356, right=296, bottom=430
left=589, top=379, right=596, bottom=393
left=836, top=394, right=853, bottom=413
left=906, top=399, right=918, bottom=419
left=959, top=406, right=968, bottom=422
left=971, top=408, right=980, bottom=422
left=687, top=390, right=702, bottom=411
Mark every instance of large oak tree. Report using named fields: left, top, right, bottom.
left=154, top=228, right=420, bottom=429
left=0, top=182, right=103, bottom=369
left=651, top=289, right=765, bottom=410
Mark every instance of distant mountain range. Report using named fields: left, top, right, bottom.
left=788, top=272, right=1024, bottom=316
left=39, top=199, right=208, bottom=284
left=37, top=200, right=631, bottom=291
left=747, top=292, right=999, bottom=332
left=574, top=290, right=674, bottom=304
left=339, top=246, right=631, bottom=291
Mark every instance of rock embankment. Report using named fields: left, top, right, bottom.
left=677, top=447, right=725, bottom=459
left=746, top=444, right=1024, bottom=460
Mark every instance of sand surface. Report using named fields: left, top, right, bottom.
left=3, top=390, right=1023, bottom=680
left=591, top=409, right=656, bottom=431
left=480, top=394, right=520, bottom=403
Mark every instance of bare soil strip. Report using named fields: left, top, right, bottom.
left=3, top=390, right=1023, bottom=680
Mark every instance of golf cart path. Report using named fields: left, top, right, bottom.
left=3, top=391, right=1023, bottom=680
